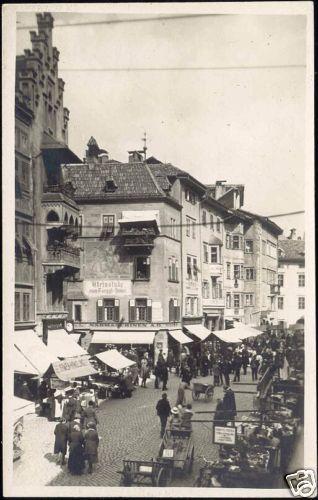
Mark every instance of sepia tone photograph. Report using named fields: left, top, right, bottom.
left=2, top=2, right=315, bottom=498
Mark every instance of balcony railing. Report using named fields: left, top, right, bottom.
left=43, top=182, right=76, bottom=198
left=45, top=243, right=80, bottom=268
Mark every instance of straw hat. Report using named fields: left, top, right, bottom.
left=171, top=407, right=179, bottom=415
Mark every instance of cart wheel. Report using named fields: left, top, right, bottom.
left=205, top=387, right=214, bottom=401
left=192, top=390, right=200, bottom=401
left=156, top=466, right=172, bottom=486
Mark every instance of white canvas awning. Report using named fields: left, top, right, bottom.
left=168, top=330, right=193, bottom=344
left=14, top=346, right=39, bottom=375
left=95, top=349, right=136, bottom=370
left=184, top=324, right=212, bottom=341
left=118, top=210, right=160, bottom=226
left=91, top=331, right=155, bottom=345
left=212, top=323, right=263, bottom=343
left=14, top=330, right=59, bottom=376
left=47, top=329, right=88, bottom=358
left=14, top=397, right=35, bottom=420
left=52, top=356, right=97, bottom=381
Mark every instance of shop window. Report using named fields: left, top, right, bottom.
left=129, top=298, right=152, bottom=322
left=245, top=240, right=254, bottom=253
left=134, top=256, right=150, bottom=280
left=74, top=304, right=82, bottom=321
left=169, top=298, right=180, bottom=322
left=298, top=274, right=305, bottom=287
left=15, top=292, right=20, bottom=321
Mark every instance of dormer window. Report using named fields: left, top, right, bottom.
left=104, top=179, right=118, bottom=193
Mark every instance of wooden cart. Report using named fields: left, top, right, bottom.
left=157, top=428, right=195, bottom=482
left=192, top=382, right=214, bottom=402
left=117, top=459, right=171, bottom=487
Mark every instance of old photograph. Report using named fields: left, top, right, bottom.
left=3, top=2, right=316, bottom=498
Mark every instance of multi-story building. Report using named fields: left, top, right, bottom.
left=15, top=12, right=82, bottom=342
left=277, top=236, right=305, bottom=327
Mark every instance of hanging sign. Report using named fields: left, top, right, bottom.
left=213, top=426, right=237, bottom=445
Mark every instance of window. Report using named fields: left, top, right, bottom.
left=226, top=234, right=231, bottom=249
left=20, top=131, right=29, bottom=152
left=267, top=241, right=277, bottom=258
left=233, top=294, right=240, bottom=308
left=245, top=294, right=254, bottom=306
left=262, top=268, right=267, bottom=282
left=187, top=256, right=192, bottom=279
left=211, top=277, right=222, bottom=299
left=245, top=240, right=253, bottom=253
left=97, top=299, right=120, bottom=322
left=134, top=298, right=152, bottom=321
left=202, top=210, right=207, bottom=226
left=185, top=296, right=198, bottom=316
left=22, top=293, right=30, bottom=321
left=210, top=214, right=214, bottom=230
left=102, top=214, right=115, bottom=235
left=104, top=299, right=117, bottom=321
left=245, top=268, right=256, bottom=280
left=278, top=297, right=284, bottom=310
left=278, top=274, right=284, bottom=287
left=226, top=293, right=231, bottom=308
left=203, top=243, right=209, bottom=263
left=232, top=235, right=242, bottom=250
left=15, top=292, right=20, bottom=321
left=170, top=218, right=176, bottom=238
left=210, top=246, right=219, bottom=263
left=21, top=161, right=29, bottom=189
left=187, top=255, right=198, bottom=280
left=216, top=218, right=221, bottom=232
left=193, top=258, right=198, bottom=280
left=298, top=297, right=305, bottom=309
left=267, top=269, right=276, bottom=284
left=192, top=220, right=196, bottom=239
left=168, top=257, right=178, bottom=282
left=234, top=265, right=241, bottom=280
left=134, top=256, right=150, bottom=280
left=262, top=240, right=267, bottom=255
left=298, top=274, right=305, bottom=287
left=74, top=304, right=82, bottom=321
left=226, top=263, right=231, bottom=279
left=186, top=217, right=191, bottom=237
left=202, top=281, right=209, bottom=299
left=185, top=189, right=196, bottom=204
left=169, top=298, right=180, bottom=322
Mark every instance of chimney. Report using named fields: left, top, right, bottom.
left=128, top=150, right=144, bottom=163
left=98, top=151, right=109, bottom=163
left=288, top=228, right=297, bottom=240
left=86, top=136, right=100, bottom=162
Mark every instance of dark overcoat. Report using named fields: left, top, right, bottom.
left=54, top=421, right=69, bottom=454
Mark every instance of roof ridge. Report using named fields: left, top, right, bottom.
left=144, top=162, right=166, bottom=196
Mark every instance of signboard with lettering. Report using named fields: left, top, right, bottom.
left=213, top=426, right=236, bottom=445
left=83, top=280, right=132, bottom=298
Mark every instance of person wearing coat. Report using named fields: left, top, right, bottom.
left=241, top=349, right=250, bottom=375
left=82, top=401, right=99, bottom=428
left=84, top=422, right=100, bottom=474
left=176, top=381, right=190, bottom=407
left=156, top=392, right=171, bottom=438
left=161, top=363, right=169, bottom=391
left=154, top=362, right=162, bottom=389
left=68, top=425, right=85, bottom=475
left=140, top=358, right=149, bottom=388
left=222, top=386, right=237, bottom=423
left=232, top=355, right=242, bottom=382
left=54, top=417, right=69, bottom=465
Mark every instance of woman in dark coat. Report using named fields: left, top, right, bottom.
left=213, top=399, right=227, bottom=428
left=82, top=401, right=99, bottom=428
left=84, top=422, right=100, bottom=473
left=68, top=424, right=85, bottom=475
left=54, top=417, right=68, bottom=465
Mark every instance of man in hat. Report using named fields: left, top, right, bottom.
left=156, top=393, right=171, bottom=438
left=54, top=417, right=69, bottom=465
left=84, top=422, right=99, bottom=474
left=168, top=407, right=181, bottom=430
left=222, top=386, right=237, bottom=423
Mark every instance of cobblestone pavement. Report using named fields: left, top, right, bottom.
left=14, top=370, right=257, bottom=488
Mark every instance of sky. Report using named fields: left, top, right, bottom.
left=16, top=11, right=307, bottom=230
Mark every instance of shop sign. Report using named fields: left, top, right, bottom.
left=213, top=426, right=236, bottom=445
left=83, top=280, right=132, bottom=298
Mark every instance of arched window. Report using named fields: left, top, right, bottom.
left=22, top=237, right=33, bottom=265
left=69, top=215, right=74, bottom=226
left=46, top=210, right=59, bottom=222
left=64, top=212, right=69, bottom=223
left=75, top=218, right=78, bottom=228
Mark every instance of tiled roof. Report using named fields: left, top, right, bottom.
left=61, top=162, right=165, bottom=200
left=278, top=239, right=305, bottom=261
left=236, top=209, right=283, bottom=235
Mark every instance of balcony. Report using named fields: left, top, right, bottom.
left=43, top=243, right=80, bottom=270
left=43, top=182, right=76, bottom=198
left=120, top=228, right=157, bottom=249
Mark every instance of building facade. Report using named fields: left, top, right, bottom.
left=277, top=237, right=305, bottom=327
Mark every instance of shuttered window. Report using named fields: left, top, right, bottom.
left=129, top=298, right=152, bottom=322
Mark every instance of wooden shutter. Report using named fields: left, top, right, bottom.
left=96, top=299, right=103, bottom=322
left=129, top=299, right=136, bottom=321
left=114, top=299, right=120, bottom=322
left=146, top=299, right=152, bottom=322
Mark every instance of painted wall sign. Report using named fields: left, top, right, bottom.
left=213, top=426, right=236, bottom=445
left=83, top=280, right=132, bottom=298
left=84, top=242, right=131, bottom=279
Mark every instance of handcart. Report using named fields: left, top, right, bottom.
left=157, top=428, right=195, bottom=483
left=192, top=382, right=214, bottom=402
left=117, top=459, right=171, bottom=487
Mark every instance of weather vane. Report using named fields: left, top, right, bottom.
left=142, top=131, right=147, bottom=161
